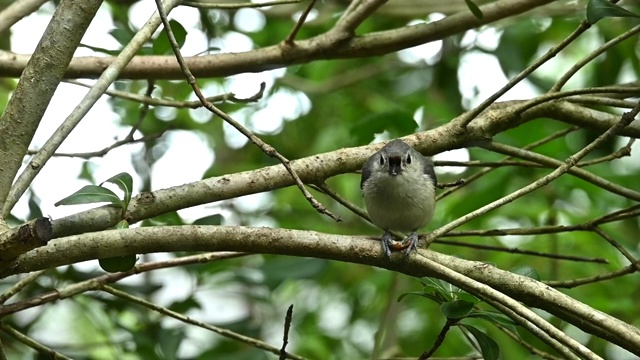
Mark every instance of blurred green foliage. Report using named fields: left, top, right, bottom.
left=1, top=0, right=640, bottom=359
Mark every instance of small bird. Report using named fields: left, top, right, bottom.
left=360, top=139, right=437, bottom=258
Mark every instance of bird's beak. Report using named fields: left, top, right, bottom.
left=388, top=156, right=402, bottom=176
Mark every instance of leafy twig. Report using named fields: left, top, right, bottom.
left=2, top=0, right=184, bottom=218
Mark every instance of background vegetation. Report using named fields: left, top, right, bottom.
left=0, top=0, right=639, bottom=359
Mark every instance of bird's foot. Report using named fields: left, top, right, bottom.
left=381, top=231, right=394, bottom=259
left=381, top=231, right=420, bottom=259
left=400, top=231, right=420, bottom=259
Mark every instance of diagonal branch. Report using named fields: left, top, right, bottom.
left=154, top=0, right=340, bottom=221
left=1, top=0, right=184, bottom=218
left=0, top=0, right=49, bottom=33
left=0, top=0, right=102, bottom=215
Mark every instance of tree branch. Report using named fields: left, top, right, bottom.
left=0, top=0, right=555, bottom=80
left=3, top=225, right=639, bottom=354
left=2, top=0, right=184, bottom=218
left=48, top=98, right=640, bottom=239
left=0, top=0, right=102, bottom=214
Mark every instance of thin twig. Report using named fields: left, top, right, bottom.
left=568, top=95, right=638, bottom=109
left=65, top=80, right=266, bottom=108
left=28, top=82, right=167, bottom=159
left=371, top=272, right=404, bottom=359
left=183, top=0, right=304, bottom=9
left=493, top=322, right=563, bottom=360
left=0, top=0, right=49, bottom=34
left=433, top=240, right=608, bottom=264
left=591, top=227, right=640, bottom=272
left=545, top=265, right=636, bottom=288
left=279, top=304, right=294, bottom=360
left=591, top=204, right=640, bottom=225
left=0, top=322, right=72, bottom=360
left=153, top=0, right=341, bottom=222
left=0, top=270, right=46, bottom=304
left=418, top=318, right=458, bottom=359
left=27, top=132, right=166, bottom=159
left=551, top=23, right=640, bottom=92
left=283, top=0, right=317, bottom=44
left=0, top=335, right=5, bottom=360
left=459, top=21, right=592, bottom=127
left=425, top=101, right=640, bottom=247
left=102, top=286, right=307, bottom=360
left=485, top=142, right=640, bottom=202
left=437, top=126, right=578, bottom=200
left=577, top=138, right=634, bottom=167
left=333, top=0, right=388, bottom=35
left=436, top=179, right=465, bottom=189
left=0, top=252, right=247, bottom=317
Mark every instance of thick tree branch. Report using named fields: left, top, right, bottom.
left=50, top=99, right=640, bottom=239
left=0, top=0, right=555, bottom=79
left=3, top=226, right=639, bottom=355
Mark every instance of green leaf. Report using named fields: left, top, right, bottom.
left=510, top=265, right=540, bottom=281
left=455, top=292, right=480, bottom=304
left=440, top=300, right=474, bottom=318
left=115, top=220, right=130, bottom=229
left=460, top=324, right=500, bottom=360
left=54, top=185, right=122, bottom=207
left=78, top=43, right=120, bottom=56
left=158, top=327, right=184, bottom=360
left=109, top=28, right=133, bottom=48
left=153, top=19, right=187, bottom=55
left=168, top=298, right=202, bottom=313
left=27, top=192, right=43, bottom=219
left=467, top=310, right=519, bottom=333
left=586, top=0, right=640, bottom=24
left=397, top=291, right=446, bottom=304
left=192, top=214, right=223, bottom=225
left=102, top=172, right=133, bottom=207
left=464, top=0, right=483, bottom=19
left=99, top=255, right=137, bottom=273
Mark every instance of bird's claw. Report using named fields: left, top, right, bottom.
left=381, top=231, right=394, bottom=259
left=401, top=232, right=419, bottom=259
left=381, top=231, right=420, bottom=260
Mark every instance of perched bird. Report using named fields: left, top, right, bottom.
left=360, top=139, right=437, bottom=258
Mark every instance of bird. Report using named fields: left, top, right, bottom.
left=360, top=139, right=437, bottom=258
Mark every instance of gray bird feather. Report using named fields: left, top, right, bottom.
left=361, top=139, right=437, bottom=233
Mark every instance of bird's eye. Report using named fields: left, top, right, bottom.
left=379, top=155, right=385, bottom=165
left=406, top=153, right=412, bottom=164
